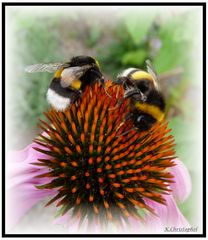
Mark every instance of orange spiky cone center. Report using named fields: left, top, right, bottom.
left=34, top=81, right=176, bottom=226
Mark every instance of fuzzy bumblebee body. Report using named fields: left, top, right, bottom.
left=115, top=60, right=165, bottom=132
left=26, top=56, right=104, bottom=111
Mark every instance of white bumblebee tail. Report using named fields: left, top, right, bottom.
left=46, top=88, right=71, bottom=111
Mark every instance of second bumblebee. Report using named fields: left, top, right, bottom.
left=115, top=60, right=166, bottom=132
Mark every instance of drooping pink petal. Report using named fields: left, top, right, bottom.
left=140, top=159, right=191, bottom=233
left=53, top=213, right=70, bottom=225
left=6, top=142, right=57, bottom=232
left=169, top=158, right=192, bottom=203
left=54, top=211, right=103, bottom=234
left=144, top=194, right=189, bottom=233
left=122, top=216, right=144, bottom=233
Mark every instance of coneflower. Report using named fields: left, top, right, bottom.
left=32, top=81, right=177, bottom=228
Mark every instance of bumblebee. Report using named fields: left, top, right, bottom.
left=115, top=60, right=165, bottom=133
left=26, top=55, right=107, bottom=111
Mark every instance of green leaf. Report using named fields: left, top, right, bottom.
left=124, top=11, right=156, bottom=45
left=153, top=10, right=196, bottom=74
left=169, top=117, right=201, bottom=171
left=86, top=25, right=102, bottom=48
left=121, top=49, right=147, bottom=65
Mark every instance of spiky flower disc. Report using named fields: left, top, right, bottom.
left=34, top=81, right=176, bottom=226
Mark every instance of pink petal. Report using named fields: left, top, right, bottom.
left=144, top=194, right=189, bottom=233
left=6, top=142, right=57, bottom=232
left=169, top=158, right=192, bottom=203
left=123, top=216, right=144, bottom=233
left=53, top=213, right=69, bottom=225
left=54, top=212, right=100, bottom=233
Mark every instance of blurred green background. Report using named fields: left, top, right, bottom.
left=6, top=6, right=202, bottom=230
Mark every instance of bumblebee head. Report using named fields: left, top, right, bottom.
left=133, top=113, right=157, bottom=131
left=70, top=55, right=98, bottom=67
left=116, top=68, right=158, bottom=95
left=70, top=55, right=104, bottom=85
left=70, top=56, right=102, bottom=76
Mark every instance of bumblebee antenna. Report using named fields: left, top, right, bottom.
left=116, top=128, right=138, bottom=138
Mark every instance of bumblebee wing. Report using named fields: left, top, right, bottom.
left=146, top=59, right=159, bottom=89
left=60, top=65, right=91, bottom=88
left=25, top=63, right=69, bottom=73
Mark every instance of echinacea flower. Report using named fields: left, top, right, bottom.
left=6, top=82, right=191, bottom=234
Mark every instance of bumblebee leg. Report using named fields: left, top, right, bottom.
left=108, top=97, right=125, bottom=111
left=72, top=90, right=82, bottom=106
left=109, top=88, right=144, bottom=111
left=124, top=88, right=147, bottom=102
left=103, top=85, right=112, bottom=98
left=116, top=85, right=120, bottom=99
left=116, top=121, right=125, bottom=132
left=124, top=112, right=135, bottom=122
left=116, top=127, right=138, bottom=137
left=116, top=80, right=128, bottom=98
left=116, top=113, right=139, bottom=137
left=100, top=77, right=112, bottom=98
left=89, top=86, right=93, bottom=98
left=116, top=112, right=134, bottom=132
